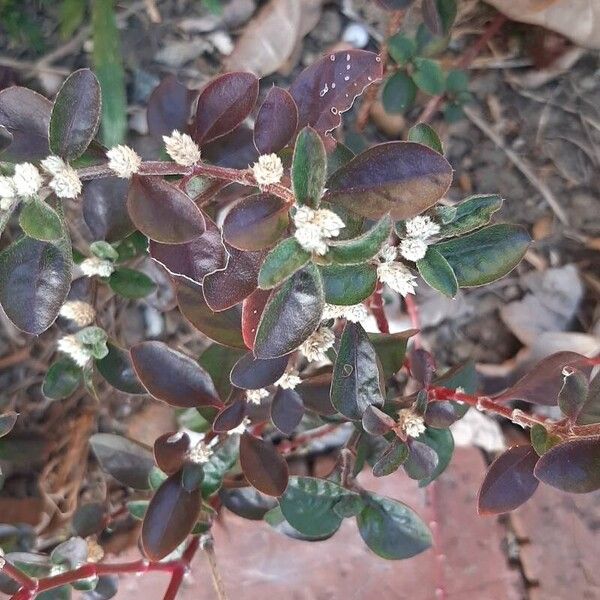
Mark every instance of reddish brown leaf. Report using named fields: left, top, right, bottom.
left=153, top=432, right=191, bottom=475
left=141, top=472, right=200, bottom=561
left=242, top=288, right=272, bottom=350
left=127, top=176, right=205, bottom=244
left=240, top=432, right=289, bottom=496
left=253, top=87, right=298, bottom=154
left=534, top=436, right=600, bottom=493
left=223, top=193, right=290, bottom=251
left=495, top=351, right=591, bottom=405
left=202, top=124, right=258, bottom=169
left=362, top=405, right=395, bottom=436
left=130, top=341, right=221, bottom=408
left=478, top=445, right=539, bottom=514
left=297, top=370, right=337, bottom=416
left=271, top=388, right=304, bottom=435
left=289, top=50, right=383, bottom=138
left=147, top=75, right=197, bottom=139
left=324, top=142, right=453, bottom=220
left=230, top=351, right=289, bottom=390
left=203, top=245, right=265, bottom=311
left=213, top=396, right=247, bottom=433
left=193, top=72, right=259, bottom=144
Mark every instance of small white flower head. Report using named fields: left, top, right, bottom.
left=106, top=145, right=142, bottom=178
left=12, top=163, right=42, bottom=198
left=300, top=326, right=335, bottom=363
left=293, top=206, right=345, bottom=256
left=275, top=370, right=302, bottom=390
left=377, top=261, right=417, bottom=297
left=399, top=237, right=428, bottom=262
left=57, top=334, right=92, bottom=367
left=59, top=300, right=96, bottom=327
left=404, top=215, right=440, bottom=240
left=0, top=196, right=15, bottom=212
left=397, top=408, right=426, bottom=438
left=86, top=538, right=104, bottom=564
left=378, top=243, right=398, bottom=263
left=322, top=303, right=368, bottom=323
left=252, top=153, right=284, bottom=187
left=246, top=388, right=269, bottom=405
left=80, top=256, right=115, bottom=278
left=186, top=440, right=213, bottom=465
left=0, top=175, right=17, bottom=200
left=227, top=416, right=251, bottom=436
left=163, top=130, right=201, bottom=167
left=41, top=155, right=82, bottom=199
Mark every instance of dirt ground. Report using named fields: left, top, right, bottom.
left=0, top=0, right=599, bottom=598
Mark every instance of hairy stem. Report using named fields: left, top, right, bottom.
left=201, top=536, right=228, bottom=600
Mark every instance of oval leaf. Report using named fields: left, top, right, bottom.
left=254, top=87, right=298, bottom=154
left=19, top=198, right=63, bottom=242
left=95, top=341, right=146, bottom=395
left=271, top=388, right=304, bottom=435
left=230, top=352, right=288, bottom=390
left=320, top=263, right=377, bottom=305
left=109, top=267, right=156, bottom=299
left=147, top=75, right=196, bottom=139
left=407, top=123, right=443, bottom=153
left=212, top=397, right=247, bottom=433
left=292, top=126, right=326, bottom=208
left=258, top=237, right=311, bottom=290
left=240, top=432, right=289, bottom=496
left=416, top=247, right=458, bottom=298
left=242, top=288, right=271, bottom=350
left=153, top=432, right=190, bottom=475
left=328, top=215, right=392, bottom=265
left=42, top=358, right=81, bottom=400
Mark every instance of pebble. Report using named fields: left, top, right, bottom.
left=342, top=22, right=369, bottom=48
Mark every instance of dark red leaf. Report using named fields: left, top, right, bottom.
left=147, top=75, right=197, bottom=139
left=409, top=348, right=436, bottom=387
left=253, top=87, right=298, bottom=154
left=362, top=405, right=395, bottom=436
left=153, top=432, right=191, bottom=475
left=149, top=212, right=226, bottom=284
left=202, top=124, right=258, bottom=169
left=223, top=193, right=290, bottom=252
left=297, top=370, right=337, bottom=416
left=141, top=472, right=200, bottom=561
left=175, top=279, right=246, bottom=349
left=203, top=245, right=265, bottom=311
left=242, top=288, right=271, bottom=350
left=193, top=72, right=259, bottom=144
left=271, top=388, right=304, bottom=435
left=130, top=341, right=221, bottom=408
left=213, top=396, right=247, bottom=433
left=324, top=142, right=453, bottom=220
left=478, top=445, right=539, bottom=514
left=289, top=50, right=382, bottom=139
left=403, top=440, right=439, bottom=480
left=0, top=86, right=51, bottom=161
left=127, top=176, right=205, bottom=244
left=534, top=436, right=600, bottom=493
left=83, top=177, right=135, bottom=242
left=230, top=351, right=288, bottom=390
left=495, top=352, right=591, bottom=405
left=240, top=432, right=289, bottom=496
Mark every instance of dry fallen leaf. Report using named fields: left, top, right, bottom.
left=485, top=0, right=600, bottom=49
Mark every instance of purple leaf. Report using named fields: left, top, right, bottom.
left=240, top=432, right=289, bottom=496
left=271, top=388, right=304, bottom=435
left=147, top=75, right=197, bottom=139
left=153, top=431, right=191, bottom=475
left=478, top=445, right=539, bottom=514
left=202, top=124, right=258, bottom=169
left=230, top=351, right=288, bottom=390
left=213, top=396, right=247, bottom=433
left=193, top=72, right=259, bottom=144
left=253, top=87, right=298, bottom=154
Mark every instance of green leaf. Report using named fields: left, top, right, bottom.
left=319, top=263, right=377, bottom=305
left=90, top=240, right=118, bottom=261
left=558, top=368, right=588, bottom=419
left=19, top=198, right=63, bottom=241
left=387, top=33, right=417, bottom=65
left=95, top=341, right=146, bottom=395
left=434, top=224, right=530, bottom=287
left=59, top=0, right=86, bottom=40
left=445, top=69, right=469, bottom=94
left=411, top=58, right=445, bottom=95
left=49, top=69, right=101, bottom=160
left=577, top=371, right=600, bottom=425
left=331, top=322, right=385, bottom=420
left=373, top=440, right=409, bottom=477
left=109, top=267, right=156, bottom=299
left=327, top=215, right=392, bottom=265
left=292, top=126, right=326, bottom=208
left=407, top=123, right=443, bottom=154
left=279, top=476, right=359, bottom=537
left=417, top=427, right=454, bottom=486
left=92, top=0, right=127, bottom=146
left=254, top=264, right=325, bottom=359
left=42, top=358, right=81, bottom=400
left=258, top=238, right=311, bottom=289
left=530, top=424, right=561, bottom=456
left=436, top=194, right=503, bottom=238
left=369, top=330, right=416, bottom=379
left=382, top=72, right=416, bottom=114
left=357, top=492, right=432, bottom=559
left=416, top=247, right=458, bottom=298
left=201, top=436, right=240, bottom=498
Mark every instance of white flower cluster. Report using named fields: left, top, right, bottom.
left=376, top=244, right=418, bottom=297
left=322, top=303, right=368, bottom=323
left=163, top=130, right=201, bottom=167
left=41, top=156, right=82, bottom=199
left=246, top=388, right=269, bottom=405
left=186, top=440, right=213, bottom=464
left=299, top=326, right=335, bottom=363
left=57, top=335, right=93, bottom=367
left=397, top=408, right=426, bottom=438
left=293, top=205, right=345, bottom=255
left=398, top=215, right=440, bottom=262
left=80, top=256, right=114, bottom=278
left=59, top=300, right=96, bottom=327
left=252, top=153, right=284, bottom=187
left=106, top=145, right=142, bottom=178
left=227, top=416, right=251, bottom=435
left=0, top=163, right=43, bottom=211
left=275, top=370, right=302, bottom=390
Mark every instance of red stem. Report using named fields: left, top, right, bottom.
left=404, top=294, right=422, bottom=348
left=369, top=282, right=390, bottom=333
